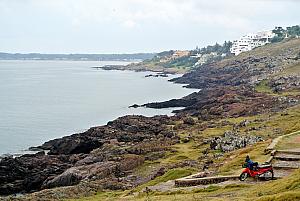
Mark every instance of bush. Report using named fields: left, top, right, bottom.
left=271, top=36, right=284, bottom=43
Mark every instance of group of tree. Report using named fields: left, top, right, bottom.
left=162, top=55, right=198, bottom=69
left=191, top=41, right=233, bottom=56
left=271, top=25, right=300, bottom=43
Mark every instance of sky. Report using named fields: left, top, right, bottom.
left=0, top=0, right=299, bottom=54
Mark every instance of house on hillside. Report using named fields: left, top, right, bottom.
left=172, top=50, right=190, bottom=59
left=230, top=31, right=275, bottom=55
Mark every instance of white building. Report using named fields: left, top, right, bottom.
left=230, top=31, right=275, bottom=55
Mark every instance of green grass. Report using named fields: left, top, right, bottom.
left=68, top=103, right=300, bottom=201
left=264, top=105, right=300, bottom=135
left=65, top=191, right=124, bottom=201
left=275, top=63, right=300, bottom=77
left=200, top=126, right=232, bottom=138
left=143, top=168, right=193, bottom=186
left=245, top=169, right=300, bottom=200
left=155, top=136, right=201, bottom=165
left=254, top=63, right=300, bottom=97
left=255, top=80, right=274, bottom=94
left=276, top=131, right=300, bottom=150
left=217, top=141, right=270, bottom=175
left=87, top=169, right=300, bottom=201
left=133, top=160, right=162, bottom=178
left=255, top=191, right=300, bottom=201
left=72, top=170, right=300, bottom=201
left=132, top=168, right=195, bottom=193
left=191, top=185, right=222, bottom=193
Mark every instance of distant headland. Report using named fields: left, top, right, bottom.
left=0, top=52, right=155, bottom=61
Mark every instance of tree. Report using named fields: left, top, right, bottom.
left=272, top=27, right=285, bottom=38
left=222, top=41, right=233, bottom=54
left=287, top=25, right=300, bottom=37
left=271, top=36, right=284, bottom=43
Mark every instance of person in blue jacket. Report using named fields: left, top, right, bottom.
left=245, top=155, right=258, bottom=170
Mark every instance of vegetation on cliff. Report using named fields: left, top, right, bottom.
left=271, top=25, right=300, bottom=43
left=103, top=41, right=234, bottom=74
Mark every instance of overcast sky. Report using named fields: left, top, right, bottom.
left=0, top=0, right=299, bottom=53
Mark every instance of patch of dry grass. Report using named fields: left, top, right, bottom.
left=276, top=131, right=300, bottom=150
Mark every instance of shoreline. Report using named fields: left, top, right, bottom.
left=0, top=65, right=195, bottom=158
left=1, top=39, right=300, bottom=197
left=96, top=64, right=188, bottom=74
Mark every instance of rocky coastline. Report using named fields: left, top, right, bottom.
left=1, top=39, right=300, bottom=199
left=0, top=115, right=177, bottom=195
left=96, top=64, right=179, bottom=74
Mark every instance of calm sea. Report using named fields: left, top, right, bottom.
left=0, top=60, right=196, bottom=155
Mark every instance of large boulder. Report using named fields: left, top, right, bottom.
left=0, top=154, right=74, bottom=195
left=38, top=135, right=104, bottom=155
left=42, top=161, right=116, bottom=189
left=42, top=154, right=144, bottom=189
left=42, top=168, right=82, bottom=189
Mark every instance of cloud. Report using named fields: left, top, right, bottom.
left=122, top=20, right=137, bottom=28
left=0, top=0, right=299, bottom=53
left=3, top=0, right=293, bottom=31
left=14, top=0, right=251, bottom=28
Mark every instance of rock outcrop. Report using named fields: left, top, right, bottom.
left=0, top=153, right=75, bottom=195
left=143, top=86, right=298, bottom=120
left=37, top=115, right=173, bottom=155
left=270, top=75, right=300, bottom=92
left=0, top=115, right=176, bottom=195
left=142, top=40, right=300, bottom=119
left=209, top=131, right=263, bottom=152
left=171, top=39, right=300, bottom=89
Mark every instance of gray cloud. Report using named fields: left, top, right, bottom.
left=0, top=0, right=299, bottom=53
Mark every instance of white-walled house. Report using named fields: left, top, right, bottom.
left=230, top=31, right=275, bottom=55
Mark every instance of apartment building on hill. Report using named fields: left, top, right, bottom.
left=230, top=31, right=275, bottom=55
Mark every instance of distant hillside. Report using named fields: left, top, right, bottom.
left=101, top=25, right=299, bottom=74
left=172, top=38, right=300, bottom=89
left=138, top=41, right=233, bottom=71
left=146, top=38, right=300, bottom=117
left=102, top=41, right=233, bottom=74
left=0, top=52, right=155, bottom=61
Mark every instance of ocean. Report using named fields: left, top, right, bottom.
left=0, top=60, right=197, bottom=155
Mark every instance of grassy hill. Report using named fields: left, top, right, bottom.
left=119, top=42, right=233, bottom=73
left=67, top=39, right=300, bottom=201
left=69, top=168, right=300, bottom=201
left=2, top=40, right=300, bottom=201
left=66, top=104, right=300, bottom=201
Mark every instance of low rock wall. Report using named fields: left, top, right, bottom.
left=175, top=175, right=239, bottom=187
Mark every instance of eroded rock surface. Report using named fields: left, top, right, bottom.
left=144, top=86, right=298, bottom=120
left=0, top=115, right=176, bottom=195
left=209, top=131, right=263, bottom=152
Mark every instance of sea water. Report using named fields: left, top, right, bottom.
left=0, top=60, right=197, bottom=155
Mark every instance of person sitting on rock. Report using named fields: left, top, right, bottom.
left=245, top=155, right=258, bottom=170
